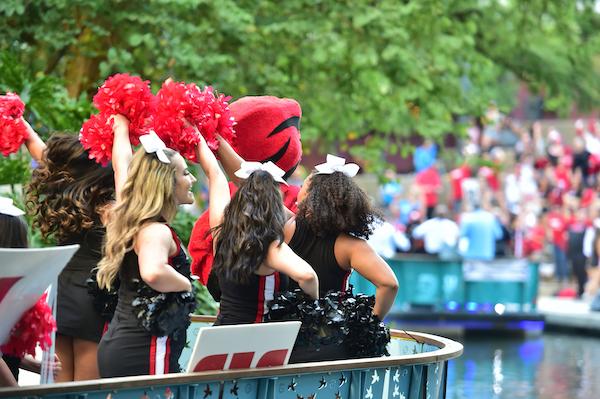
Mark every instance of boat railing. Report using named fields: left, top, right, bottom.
left=0, top=315, right=463, bottom=399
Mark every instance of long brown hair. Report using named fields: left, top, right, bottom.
left=212, top=170, right=285, bottom=284
left=25, top=134, right=115, bottom=243
left=97, top=148, right=179, bottom=290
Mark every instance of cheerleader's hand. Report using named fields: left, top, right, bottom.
left=19, top=354, right=60, bottom=376
left=50, top=354, right=62, bottom=378
left=109, top=114, right=130, bottom=132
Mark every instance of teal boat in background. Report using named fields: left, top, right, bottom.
left=351, top=255, right=544, bottom=331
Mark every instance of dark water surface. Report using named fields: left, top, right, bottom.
left=445, top=332, right=600, bottom=398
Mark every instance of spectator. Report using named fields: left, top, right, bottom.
left=546, top=205, right=569, bottom=286
left=572, top=136, right=591, bottom=189
left=412, top=205, right=459, bottom=258
left=459, top=198, right=503, bottom=261
left=415, top=166, right=442, bottom=219
left=567, top=207, right=589, bottom=297
left=368, top=220, right=410, bottom=258
left=413, top=139, right=437, bottom=173
left=449, top=162, right=471, bottom=213
left=380, top=169, right=402, bottom=208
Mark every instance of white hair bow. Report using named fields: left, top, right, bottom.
left=314, top=154, right=360, bottom=177
left=139, top=131, right=171, bottom=164
left=234, top=161, right=288, bottom=185
left=0, top=197, right=25, bottom=217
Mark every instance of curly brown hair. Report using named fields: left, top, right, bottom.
left=296, top=172, right=382, bottom=239
left=212, top=170, right=285, bottom=284
left=25, top=134, right=115, bottom=243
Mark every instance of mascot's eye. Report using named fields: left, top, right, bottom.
left=267, top=116, right=300, bottom=137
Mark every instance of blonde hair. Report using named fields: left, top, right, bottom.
left=97, top=148, right=179, bottom=290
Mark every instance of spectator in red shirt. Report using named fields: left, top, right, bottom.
left=415, top=166, right=442, bottom=220
left=449, top=164, right=471, bottom=213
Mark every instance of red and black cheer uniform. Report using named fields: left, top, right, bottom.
left=97, top=226, right=190, bottom=377
left=213, top=271, right=289, bottom=326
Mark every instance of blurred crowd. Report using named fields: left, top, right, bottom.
left=371, top=108, right=600, bottom=302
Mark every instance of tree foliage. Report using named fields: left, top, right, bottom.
left=1, top=0, right=599, bottom=171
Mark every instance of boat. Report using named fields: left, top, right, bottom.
left=0, top=315, right=463, bottom=399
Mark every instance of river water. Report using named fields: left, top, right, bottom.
left=446, top=332, right=600, bottom=398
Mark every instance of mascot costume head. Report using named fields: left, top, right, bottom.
left=189, top=96, right=303, bottom=284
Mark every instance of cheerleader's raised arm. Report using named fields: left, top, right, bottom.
left=109, top=114, right=133, bottom=203
left=21, top=118, right=46, bottom=163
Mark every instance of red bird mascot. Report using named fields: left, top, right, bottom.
left=188, top=96, right=303, bottom=284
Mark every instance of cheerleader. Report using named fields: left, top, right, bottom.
left=24, top=115, right=130, bottom=381
left=283, top=155, right=398, bottom=362
left=210, top=161, right=319, bottom=326
left=96, top=130, right=222, bottom=377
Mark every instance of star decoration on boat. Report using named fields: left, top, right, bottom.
left=393, top=369, right=400, bottom=383
left=339, top=373, right=347, bottom=387
left=229, top=382, right=239, bottom=396
left=371, top=370, right=380, bottom=385
left=365, top=386, right=373, bottom=399
left=318, top=377, right=327, bottom=389
left=288, top=378, right=297, bottom=391
left=203, top=384, right=212, bottom=398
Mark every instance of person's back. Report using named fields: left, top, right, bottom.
left=412, top=217, right=459, bottom=255
left=460, top=209, right=502, bottom=261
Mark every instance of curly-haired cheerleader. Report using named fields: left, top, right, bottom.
left=24, top=116, right=130, bottom=381
left=284, top=155, right=399, bottom=362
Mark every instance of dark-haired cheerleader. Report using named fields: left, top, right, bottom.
left=210, top=162, right=318, bottom=326
left=283, top=155, right=399, bottom=362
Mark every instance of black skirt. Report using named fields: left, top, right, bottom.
left=97, top=314, right=185, bottom=378
left=56, top=267, right=106, bottom=342
left=56, top=228, right=106, bottom=343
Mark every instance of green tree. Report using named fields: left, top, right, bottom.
left=1, top=0, right=599, bottom=172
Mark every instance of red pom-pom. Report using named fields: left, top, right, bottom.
left=79, top=112, right=114, bottom=166
left=0, top=92, right=25, bottom=119
left=93, top=73, right=154, bottom=143
left=153, top=81, right=235, bottom=162
left=81, top=74, right=154, bottom=165
left=0, top=93, right=28, bottom=156
left=0, top=293, right=56, bottom=358
left=0, top=116, right=29, bottom=156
